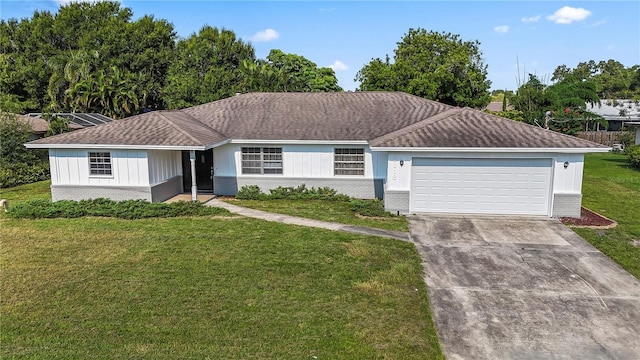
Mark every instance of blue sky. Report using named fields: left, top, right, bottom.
left=2, top=1, right=639, bottom=91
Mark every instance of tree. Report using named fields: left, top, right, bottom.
left=163, top=26, right=255, bottom=109
left=0, top=11, right=58, bottom=112
left=544, top=75, right=603, bottom=134
left=45, top=114, right=71, bottom=137
left=512, top=73, right=604, bottom=134
left=1, top=1, right=174, bottom=115
left=66, top=66, right=142, bottom=119
left=551, top=60, right=640, bottom=99
left=356, top=29, right=491, bottom=108
left=262, top=49, right=341, bottom=92
left=511, top=74, right=549, bottom=125
left=0, top=112, right=50, bottom=188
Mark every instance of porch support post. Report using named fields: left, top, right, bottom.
left=190, top=150, right=197, bottom=201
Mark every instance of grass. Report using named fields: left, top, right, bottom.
left=0, top=179, right=51, bottom=205
left=1, top=216, right=442, bottom=359
left=229, top=199, right=409, bottom=232
left=572, top=152, right=640, bottom=278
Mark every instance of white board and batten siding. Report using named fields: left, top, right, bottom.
left=385, top=152, right=586, bottom=216
left=213, top=143, right=387, bottom=179
left=552, top=153, right=584, bottom=194
left=49, top=149, right=149, bottom=186
left=147, top=150, right=182, bottom=185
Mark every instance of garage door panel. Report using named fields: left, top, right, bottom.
left=410, top=158, right=552, bottom=216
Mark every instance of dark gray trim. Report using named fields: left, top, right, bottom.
left=384, top=190, right=410, bottom=214
left=552, top=193, right=582, bottom=218
left=214, top=176, right=384, bottom=199
left=151, top=176, right=183, bottom=202
left=51, top=184, right=152, bottom=202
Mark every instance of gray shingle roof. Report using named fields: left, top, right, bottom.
left=28, top=92, right=606, bottom=149
left=29, top=111, right=226, bottom=147
left=370, top=108, right=605, bottom=148
left=17, top=114, right=49, bottom=133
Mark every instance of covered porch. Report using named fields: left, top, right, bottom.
left=180, top=149, right=214, bottom=201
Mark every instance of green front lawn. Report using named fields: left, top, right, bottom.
left=230, top=199, right=409, bottom=232
left=575, top=152, right=640, bottom=278
left=0, top=179, right=51, bottom=205
left=1, top=216, right=442, bottom=359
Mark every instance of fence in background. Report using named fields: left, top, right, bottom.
left=576, top=131, right=625, bottom=146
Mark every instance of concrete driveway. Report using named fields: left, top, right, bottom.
left=409, top=215, right=640, bottom=360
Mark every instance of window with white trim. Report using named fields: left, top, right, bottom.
left=89, top=152, right=112, bottom=176
left=334, top=148, right=364, bottom=176
left=241, top=147, right=283, bottom=175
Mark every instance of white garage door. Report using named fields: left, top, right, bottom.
left=411, top=158, right=552, bottom=215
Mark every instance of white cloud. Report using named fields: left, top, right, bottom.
left=590, top=18, right=608, bottom=27
left=251, top=28, right=279, bottom=42
left=606, top=45, right=615, bottom=51
left=328, top=60, right=348, bottom=71
left=494, top=25, right=509, bottom=34
left=547, top=6, right=591, bottom=24
left=521, top=15, right=541, bottom=23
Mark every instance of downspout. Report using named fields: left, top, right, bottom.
left=190, top=150, right=197, bottom=201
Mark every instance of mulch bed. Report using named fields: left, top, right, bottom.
left=560, top=206, right=617, bottom=228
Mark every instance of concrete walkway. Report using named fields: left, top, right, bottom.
left=205, top=198, right=410, bottom=242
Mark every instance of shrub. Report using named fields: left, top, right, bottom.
left=266, top=184, right=350, bottom=201
left=7, top=198, right=229, bottom=219
left=626, top=144, right=640, bottom=168
left=0, top=112, right=50, bottom=188
left=236, top=185, right=265, bottom=200
left=0, top=162, right=50, bottom=188
left=349, top=199, right=391, bottom=217
left=618, top=128, right=636, bottom=149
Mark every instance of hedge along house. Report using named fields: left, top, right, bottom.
left=26, top=92, right=609, bottom=217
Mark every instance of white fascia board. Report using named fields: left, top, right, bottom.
left=228, top=139, right=369, bottom=145
left=370, top=147, right=612, bottom=153
left=204, top=139, right=230, bottom=150
left=24, top=143, right=207, bottom=151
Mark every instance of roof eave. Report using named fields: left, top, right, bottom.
left=369, top=146, right=612, bottom=153
left=24, top=143, right=209, bottom=151
left=227, top=139, right=369, bottom=145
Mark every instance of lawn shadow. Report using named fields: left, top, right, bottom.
left=602, top=156, right=640, bottom=173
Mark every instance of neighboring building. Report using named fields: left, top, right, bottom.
left=16, top=114, right=51, bottom=141
left=26, top=92, right=609, bottom=218
left=17, top=113, right=108, bottom=140
left=25, top=112, right=114, bottom=127
left=624, top=122, right=640, bottom=145
left=485, top=101, right=513, bottom=112
left=586, top=100, right=640, bottom=131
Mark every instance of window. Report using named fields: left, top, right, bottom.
left=334, top=148, right=364, bottom=176
left=241, top=147, right=283, bottom=175
left=89, top=152, right=112, bottom=176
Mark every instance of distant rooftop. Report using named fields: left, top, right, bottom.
left=586, top=99, right=640, bottom=121
left=25, top=113, right=114, bottom=128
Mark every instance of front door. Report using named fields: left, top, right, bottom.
left=182, top=150, right=214, bottom=193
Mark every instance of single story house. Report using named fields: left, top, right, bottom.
left=586, top=99, right=640, bottom=131
left=17, top=114, right=52, bottom=141
left=26, top=92, right=609, bottom=218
